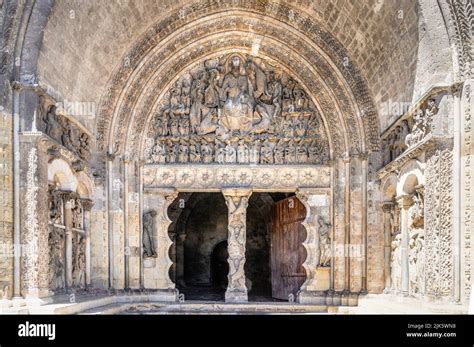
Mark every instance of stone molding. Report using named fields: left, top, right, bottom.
left=143, top=164, right=331, bottom=190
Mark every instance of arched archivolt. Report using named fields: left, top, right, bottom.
left=397, top=159, right=425, bottom=196
left=381, top=173, right=398, bottom=201
left=75, top=172, right=94, bottom=199
left=48, top=159, right=78, bottom=192
left=95, top=2, right=379, bottom=159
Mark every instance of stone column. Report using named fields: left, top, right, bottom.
left=222, top=188, right=252, bottom=303
left=397, top=195, right=412, bottom=295
left=63, top=197, right=74, bottom=289
left=382, top=201, right=393, bottom=292
left=19, top=136, right=51, bottom=302
left=176, top=233, right=186, bottom=287
left=82, top=199, right=93, bottom=288
left=295, top=189, right=331, bottom=304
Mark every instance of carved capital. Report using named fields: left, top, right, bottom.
left=106, top=151, right=117, bottom=161
left=342, top=152, right=351, bottom=163
left=47, top=146, right=61, bottom=161
left=62, top=191, right=80, bottom=204
left=396, top=194, right=413, bottom=209
left=355, top=152, right=369, bottom=161
left=81, top=199, right=94, bottom=211
left=382, top=201, right=393, bottom=213
left=72, top=160, right=85, bottom=172
left=122, top=153, right=133, bottom=164
left=165, top=191, right=179, bottom=204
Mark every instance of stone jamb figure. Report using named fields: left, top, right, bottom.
left=317, top=216, right=331, bottom=267
left=143, top=210, right=157, bottom=258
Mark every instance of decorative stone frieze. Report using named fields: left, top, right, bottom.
left=143, top=164, right=330, bottom=190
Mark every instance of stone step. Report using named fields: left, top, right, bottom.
left=80, top=301, right=329, bottom=314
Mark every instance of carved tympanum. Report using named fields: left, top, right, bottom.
left=145, top=53, right=329, bottom=165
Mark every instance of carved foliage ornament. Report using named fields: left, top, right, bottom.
left=144, top=53, right=329, bottom=166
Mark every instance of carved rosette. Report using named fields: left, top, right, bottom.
left=143, top=165, right=330, bottom=190
left=222, top=188, right=252, bottom=302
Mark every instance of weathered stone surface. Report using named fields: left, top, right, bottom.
left=0, top=0, right=472, bottom=314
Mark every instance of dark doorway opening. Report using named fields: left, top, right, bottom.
left=172, top=192, right=306, bottom=302
left=211, top=240, right=229, bottom=288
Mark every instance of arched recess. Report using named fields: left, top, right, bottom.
left=48, top=159, right=78, bottom=192
left=75, top=172, right=94, bottom=199
left=95, top=2, right=377, bottom=299
left=95, top=3, right=380, bottom=157
left=397, top=160, right=425, bottom=197
left=381, top=174, right=398, bottom=202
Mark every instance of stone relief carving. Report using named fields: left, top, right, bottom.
left=389, top=200, right=401, bottom=235
left=72, top=233, right=86, bottom=288
left=408, top=228, right=425, bottom=295
left=48, top=183, right=65, bottom=290
left=409, top=187, right=424, bottom=229
left=48, top=184, right=63, bottom=225
left=144, top=165, right=330, bottom=189
left=223, top=190, right=251, bottom=302
left=71, top=196, right=83, bottom=230
left=145, top=53, right=329, bottom=165
left=390, top=233, right=402, bottom=291
left=48, top=226, right=65, bottom=290
left=40, top=104, right=91, bottom=162
left=318, top=217, right=331, bottom=267
left=143, top=210, right=157, bottom=258
left=381, top=99, right=439, bottom=166
left=23, top=147, right=41, bottom=292
left=424, top=148, right=453, bottom=297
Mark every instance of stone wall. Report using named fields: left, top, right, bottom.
left=36, top=0, right=419, bottom=133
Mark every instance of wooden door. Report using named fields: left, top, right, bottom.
left=271, top=196, right=307, bottom=300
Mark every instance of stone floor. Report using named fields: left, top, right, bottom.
left=179, top=285, right=283, bottom=302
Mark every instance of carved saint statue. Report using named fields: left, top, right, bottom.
left=390, top=233, right=402, bottom=291
left=73, top=234, right=86, bottom=287
left=49, top=227, right=65, bottom=290
left=49, top=184, right=63, bottom=224
left=408, top=230, right=424, bottom=295
left=143, top=210, right=157, bottom=258
left=318, top=217, right=331, bottom=267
